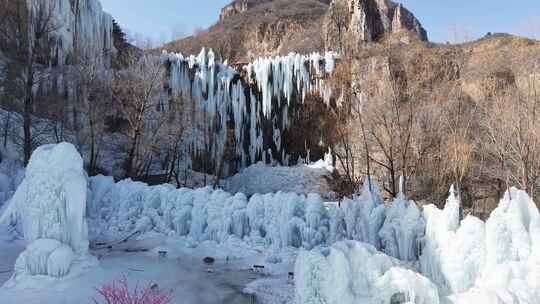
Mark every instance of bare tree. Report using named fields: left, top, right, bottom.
left=326, top=0, right=349, bottom=53
left=362, top=64, right=417, bottom=197
left=447, top=23, right=474, bottom=44
left=70, top=52, right=112, bottom=175
left=0, top=0, right=61, bottom=164
left=329, top=56, right=365, bottom=194
left=436, top=87, right=478, bottom=215
left=112, top=55, right=166, bottom=178
left=481, top=73, right=540, bottom=200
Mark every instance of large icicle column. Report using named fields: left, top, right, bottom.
left=25, top=0, right=116, bottom=67
left=0, top=143, right=93, bottom=282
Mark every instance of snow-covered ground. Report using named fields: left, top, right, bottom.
left=222, top=160, right=334, bottom=198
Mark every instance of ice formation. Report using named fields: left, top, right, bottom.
left=379, top=195, right=425, bottom=261
left=289, top=183, right=540, bottom=303
left=0, top=143, right=90, bottom=279
left=161, top=49, right=337, bottom=173
left=294, top=241, right=439, bottom=304
left=339, top=179, right=385, bottom=246
left=89, top=177, right=331, bottom=249
left=419, top=187, right=540, bottom=303
left=2, top=144, right=539, bottom=303
left=88, top=175, right=417, bottom=253
left=26, top=0, right=115, bottom=66
left=16, top=239, right=75, bottom=278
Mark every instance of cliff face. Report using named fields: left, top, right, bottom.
left=164, top=0, right=331, bottom=62
left=164, top=0, right=426, bottom=62
left=219, top=0, right=332, bottom=21
left=324, top=0, right=427, bottom=51
left=219, top=0, right=272, bottom=21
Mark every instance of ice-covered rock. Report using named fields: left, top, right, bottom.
left=294, top=241, right=439, bottom=304
left=88, top=175, right=429, bottom=260
left=0, top=158, right=24, bottom=207
left=0, top=172, right=10, bottom=206
left=87, top=174, right=115, bottom=218
left=223, top=161, right=333, bottom=196
left=0, top=143, right=91, bottom=280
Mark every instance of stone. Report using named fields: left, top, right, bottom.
left=324, top=0, right=428, bottom=51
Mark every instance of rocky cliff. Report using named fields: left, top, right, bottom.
left=324, top=0, right=427, bottom=51
left=219, top=0, right=331, bottom=21
left=164, top=0, right=426, bottom=62
left=164, top=0, right=330, bottom=62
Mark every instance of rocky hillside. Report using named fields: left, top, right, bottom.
left=163, top=0, right=329, bottom=62
left=162, top=0, right=427, bottom=62
left=219, top=0, right=332, bottom=21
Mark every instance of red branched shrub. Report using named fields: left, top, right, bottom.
left=91, top=276, right=174, bottom=304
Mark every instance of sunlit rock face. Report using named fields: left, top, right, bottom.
left=324, top=0, right=428, bottom=50
left=219, top=0, right=332, bottom=22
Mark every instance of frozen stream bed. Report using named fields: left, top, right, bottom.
left=0, top=228, right=273, bottom=304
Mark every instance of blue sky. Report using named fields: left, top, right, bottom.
left=101, top=0, right=540, bottom=45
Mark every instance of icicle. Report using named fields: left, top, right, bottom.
left=163, top=49, right=337, bottom=172
left=398, top=176, right=406, bottom=199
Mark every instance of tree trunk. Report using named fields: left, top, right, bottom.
left=125, top=130, right=140, bottom=178
left=3, top=111, right=10, bottom=149
left=23, top=64, right=34, bottom=166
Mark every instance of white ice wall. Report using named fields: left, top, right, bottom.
left=26, top=0, right=115, bottom=66
left=88, top=174, right=425, bottom=262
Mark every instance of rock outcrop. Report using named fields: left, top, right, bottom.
left=166, top=0, right=425, bottom=62
left=165, top=0, right=331, bottom=62
left=324, top=0, right=427, bottom=51
left=219, top=0, right=332, bottom=21
left=219, top=0, right=271, bottom=21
